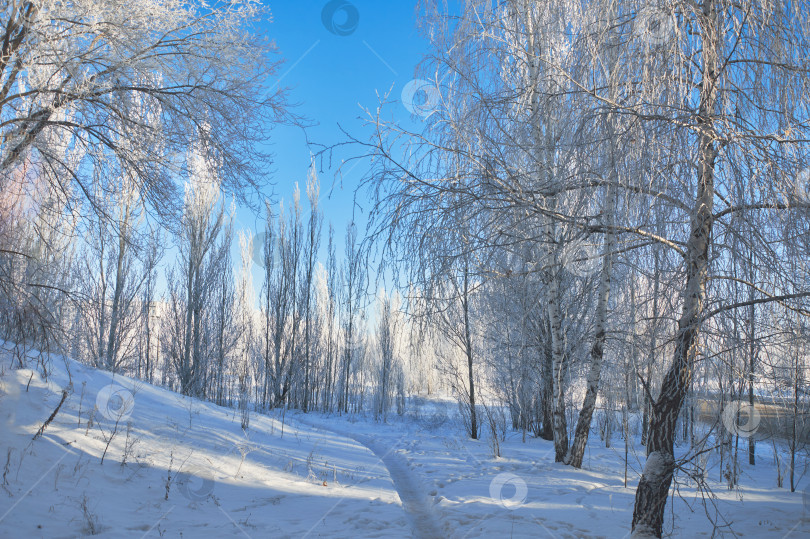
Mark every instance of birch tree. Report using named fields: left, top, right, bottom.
left=358, top=1, right=810, bottom=535
left=605, top=3, right=810, bottom=534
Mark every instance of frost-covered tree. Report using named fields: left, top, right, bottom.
left=78, top=165, right=161, bottom=373
left=235, top=230, right=257, bottom=426
left=359, top=0, right=810, bottom=535
left=165, top=147, right=230, bottom=397
left=338, top=222, right=366, bottom=414
left=374, top=289, right=403, bottom=421
left=0, top=157, right=77, bottom=357
left=0, top=0, right=286, bottom=360
left=0, top=0, right=284, bottom=217
left=302, top=165, right=323, bottom=412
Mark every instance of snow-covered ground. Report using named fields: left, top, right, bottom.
left=1, top=349, right=809, bottom=538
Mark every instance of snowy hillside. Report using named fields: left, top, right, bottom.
left=1, top=349, right=809, bottom=538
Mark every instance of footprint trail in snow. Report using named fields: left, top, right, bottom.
left=294, top=417, right=445, bottom=539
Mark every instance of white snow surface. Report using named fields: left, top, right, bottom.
left=1, top=349, right=809, bottom=538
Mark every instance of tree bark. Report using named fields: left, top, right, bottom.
left=631, top=2, right=720, bottom=530
left=540, top=314, right=554, bottom=441
left=104, top=226, right=127, bottom=372
left=565, top=232, right=614, bottom=467
left=747, top=264, right=756, bottom=465
left=566, top=121, right=618, bottom=468
left=463, top=262, right=478, bottom=439
left=547, top=261, right=569, bottom=462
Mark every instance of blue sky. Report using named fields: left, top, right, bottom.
left=236, top=1, right=432, bottom=246
left=155, top=1, right=434, bottom=301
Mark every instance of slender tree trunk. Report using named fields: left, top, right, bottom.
left=625, top=278, right=637, bottom=486
left=790, top=334, right=799, bottom=492
left=566, top=129, right=618, bottom=467
left=566, top=241, right=613, bottom=466
left=105, top=228, right=127, bottom=372
left=641, top=265, right=660, bottom=447
left=216, top=270, right=228, bottom=406
left=303, top=180, right=320, bottom=412
left=263, top=281, right=271, bottom=410
left=191, top=268, right=204, bottom=398
left=547, top=265, right=569, bottom=462
left=631, top=4, right=719, bottom=530
left=325, top=301, right=334, bottom=411
left=181, top=256, right=195, bottom=395
left=540, top=314, right=554, bottom=441
left=462, top=263, right=477, bottom=439
left=144, top=285, right=152, bottom=383
left=342, top=316, right=353, bottom=414
left=95, top=237, right=107, bottom=369
left=747, top=273, right=756, bottom=465
left=522, top=1, right=565, bottom=453
left=303, top=293, right=311, bottom=412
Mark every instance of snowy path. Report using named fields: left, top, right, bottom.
left=294, top=417, right=446, bottom=539
left=351, top=432, right=445, bottom=539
